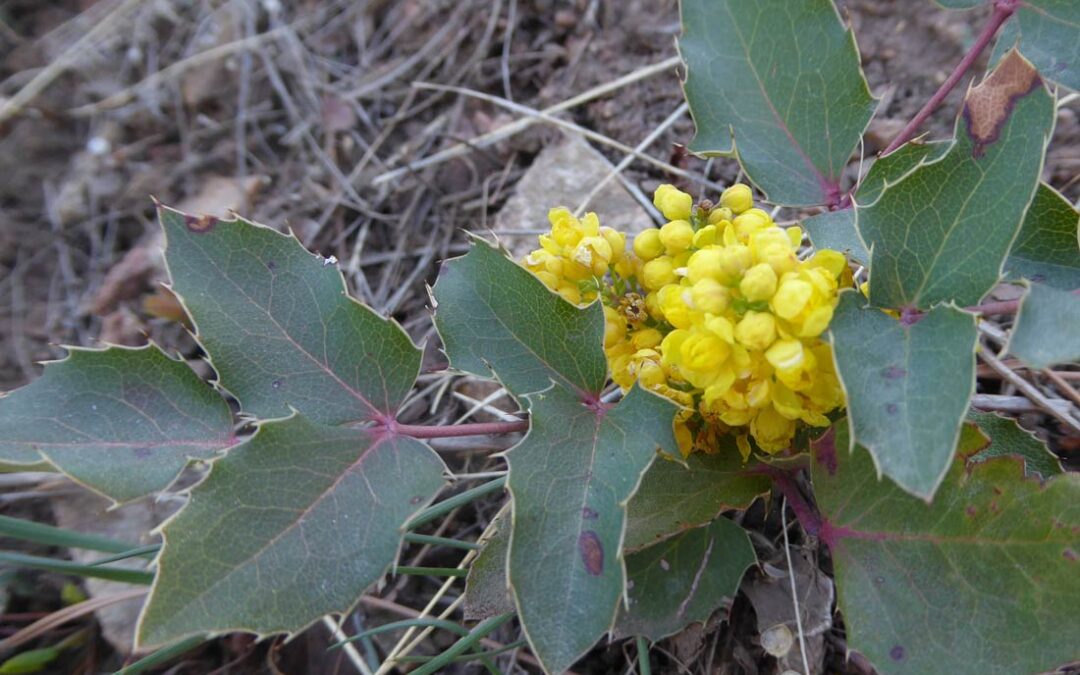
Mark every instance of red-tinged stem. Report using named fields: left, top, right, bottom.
left=391, top=420, right=529, bottom=439
left=880, top=0, right=1020, bottom=156
left=754, top=465, right=823, bottom=536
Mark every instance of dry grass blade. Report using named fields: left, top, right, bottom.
left=413, top=81, right=726, bottom=194
left=0, top=588, right=147, bottom=653
left=371, top=56, right=682, bottom=187
left=978, top=340, right=1080, bottom=433
left=0, top=0, right=144, bottom=124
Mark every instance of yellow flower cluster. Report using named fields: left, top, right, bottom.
left=521, top=184, right=849, bottom=458
left=523, top=209, right=630, bottom=305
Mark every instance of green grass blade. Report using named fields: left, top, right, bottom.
left=89, top=544, right=161, bottom=566
left=113, top=634, right=206, bottom=675
left=330, top=618, right=469, bottom=649
left=395, top=639, right=528, bottom=663
left=0, top=551, right=153, bottom=585
left=403, top=533, right=480, bottom=550
left=410, top=612, right=514, bottom=675
left=0, top=515, right=135, bottom=554
left=406, top=477, right=506, bottom=530
left=637, top=636, right=652, bottom=675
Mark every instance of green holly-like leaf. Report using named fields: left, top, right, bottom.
left=804, top=142, right=950, bottom=264
left=990, top=1, right=1079, bottom=91
left=854, top=141, right=950, bottom=207
left=802, top=210, right=866, bottom=264
left=679, top=0, right=876, bottom=206
left=857, top=50, right=1054, bottom=310
left=432, top=238, right=607, bottom=399
left=811, top=421, right=1080, bottom=675
left=435, top=239, right=710, bottom=671
left=0, top=345, right=233, bottom=503
left=965, top=410, right=1062, bottom=481
left=160, top=206, right=420, bottom=425
left=614, top=517, right=755, bottom=641
left=1004, top=183, right=1080, bottom=289
left=506, top=383, right=678, bottom=675
left=828, top=291, right=977, bottom=500
left=1007, top=282, right=1080, bottom=368
left=463, top=508, right=514, bottom=621
left=624, top=449, right=770, bottom=552
left=137, top=415, right=446, bottom=648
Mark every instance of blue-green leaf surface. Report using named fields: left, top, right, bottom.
left=680, top=0, right=876, bottom=206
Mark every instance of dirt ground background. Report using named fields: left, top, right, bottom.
left=0, top=1, right=1077, bottom=673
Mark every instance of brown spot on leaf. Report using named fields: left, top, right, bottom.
left=965, top=505, right=978, bottom=518
left=184, top=213, right=219, bottom=233
left=582, top=506, right=598, bottom=520
left=578, top=530, right=603, bottom=576
left=1064, top=548, right=1077, bottom=562
left=410, top=495, right=423, bottom=505
left=890, top=645, right=905, bottom=661
left=963, top=50, right=1042, bottom=157
left=885, top=403, right=899, bottom=415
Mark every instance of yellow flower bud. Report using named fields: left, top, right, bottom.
left=613, top=257, right=636, bottom=279
left=747, top=378, right=771, bottom=408
left=659, top=219, right=694, bottom=254
left=653, top=184, right=694, bottom=221
left=720, top=183, right=753, bottom=214
left=740, top=263, right=778, bottom=301
left=786, top=226, right=804, bottom=249
left=603, top=306, right=627, bottom=348
left=633, top=229, right=665, bottom=261
left=771, top=381, right=805, bottom=421
left=557, top=282, right=581, bottom=305
left=632, top=328, right=663, bottom=350
left=637, top=358, right=667, bottom=389
left=658, top=284, right=694, bottom=329
left=645, top=291, right=662, bottom=319
left=534, top=270, right=559, bottom=289
left=735, top=311, right=776, bottom=351
left=686, top=248, right=723, bottom=284
left=765, top=338, right=805, bottom=371
left=572, top=235, right=613, bottom=275
left=642, top=257, right=677, bottom=291
left=807, top=249, right=847, bottom=278
left=772, top=278, right=813, bottom=319
left=600, top=227, right=626, bottom=263
left=692, top=224, right=718, bottom=248
left=549, top=207, right=582, bottom=248
left=704, top=315, right=735, bottom=344
left=734, top=209, right=772, bottom=240
left=799, top=304, right=835, bottom=337
left=708, top=206, right=733, bottom=225
left=718, top=245, right=753, bottom=280
left=580, top=212, right=601, bottom=237
left=691, top=278, right=730, bottom=314
left=750, top=405, right=795, bottom=453
left=660, top=329, right=689, bottom=370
